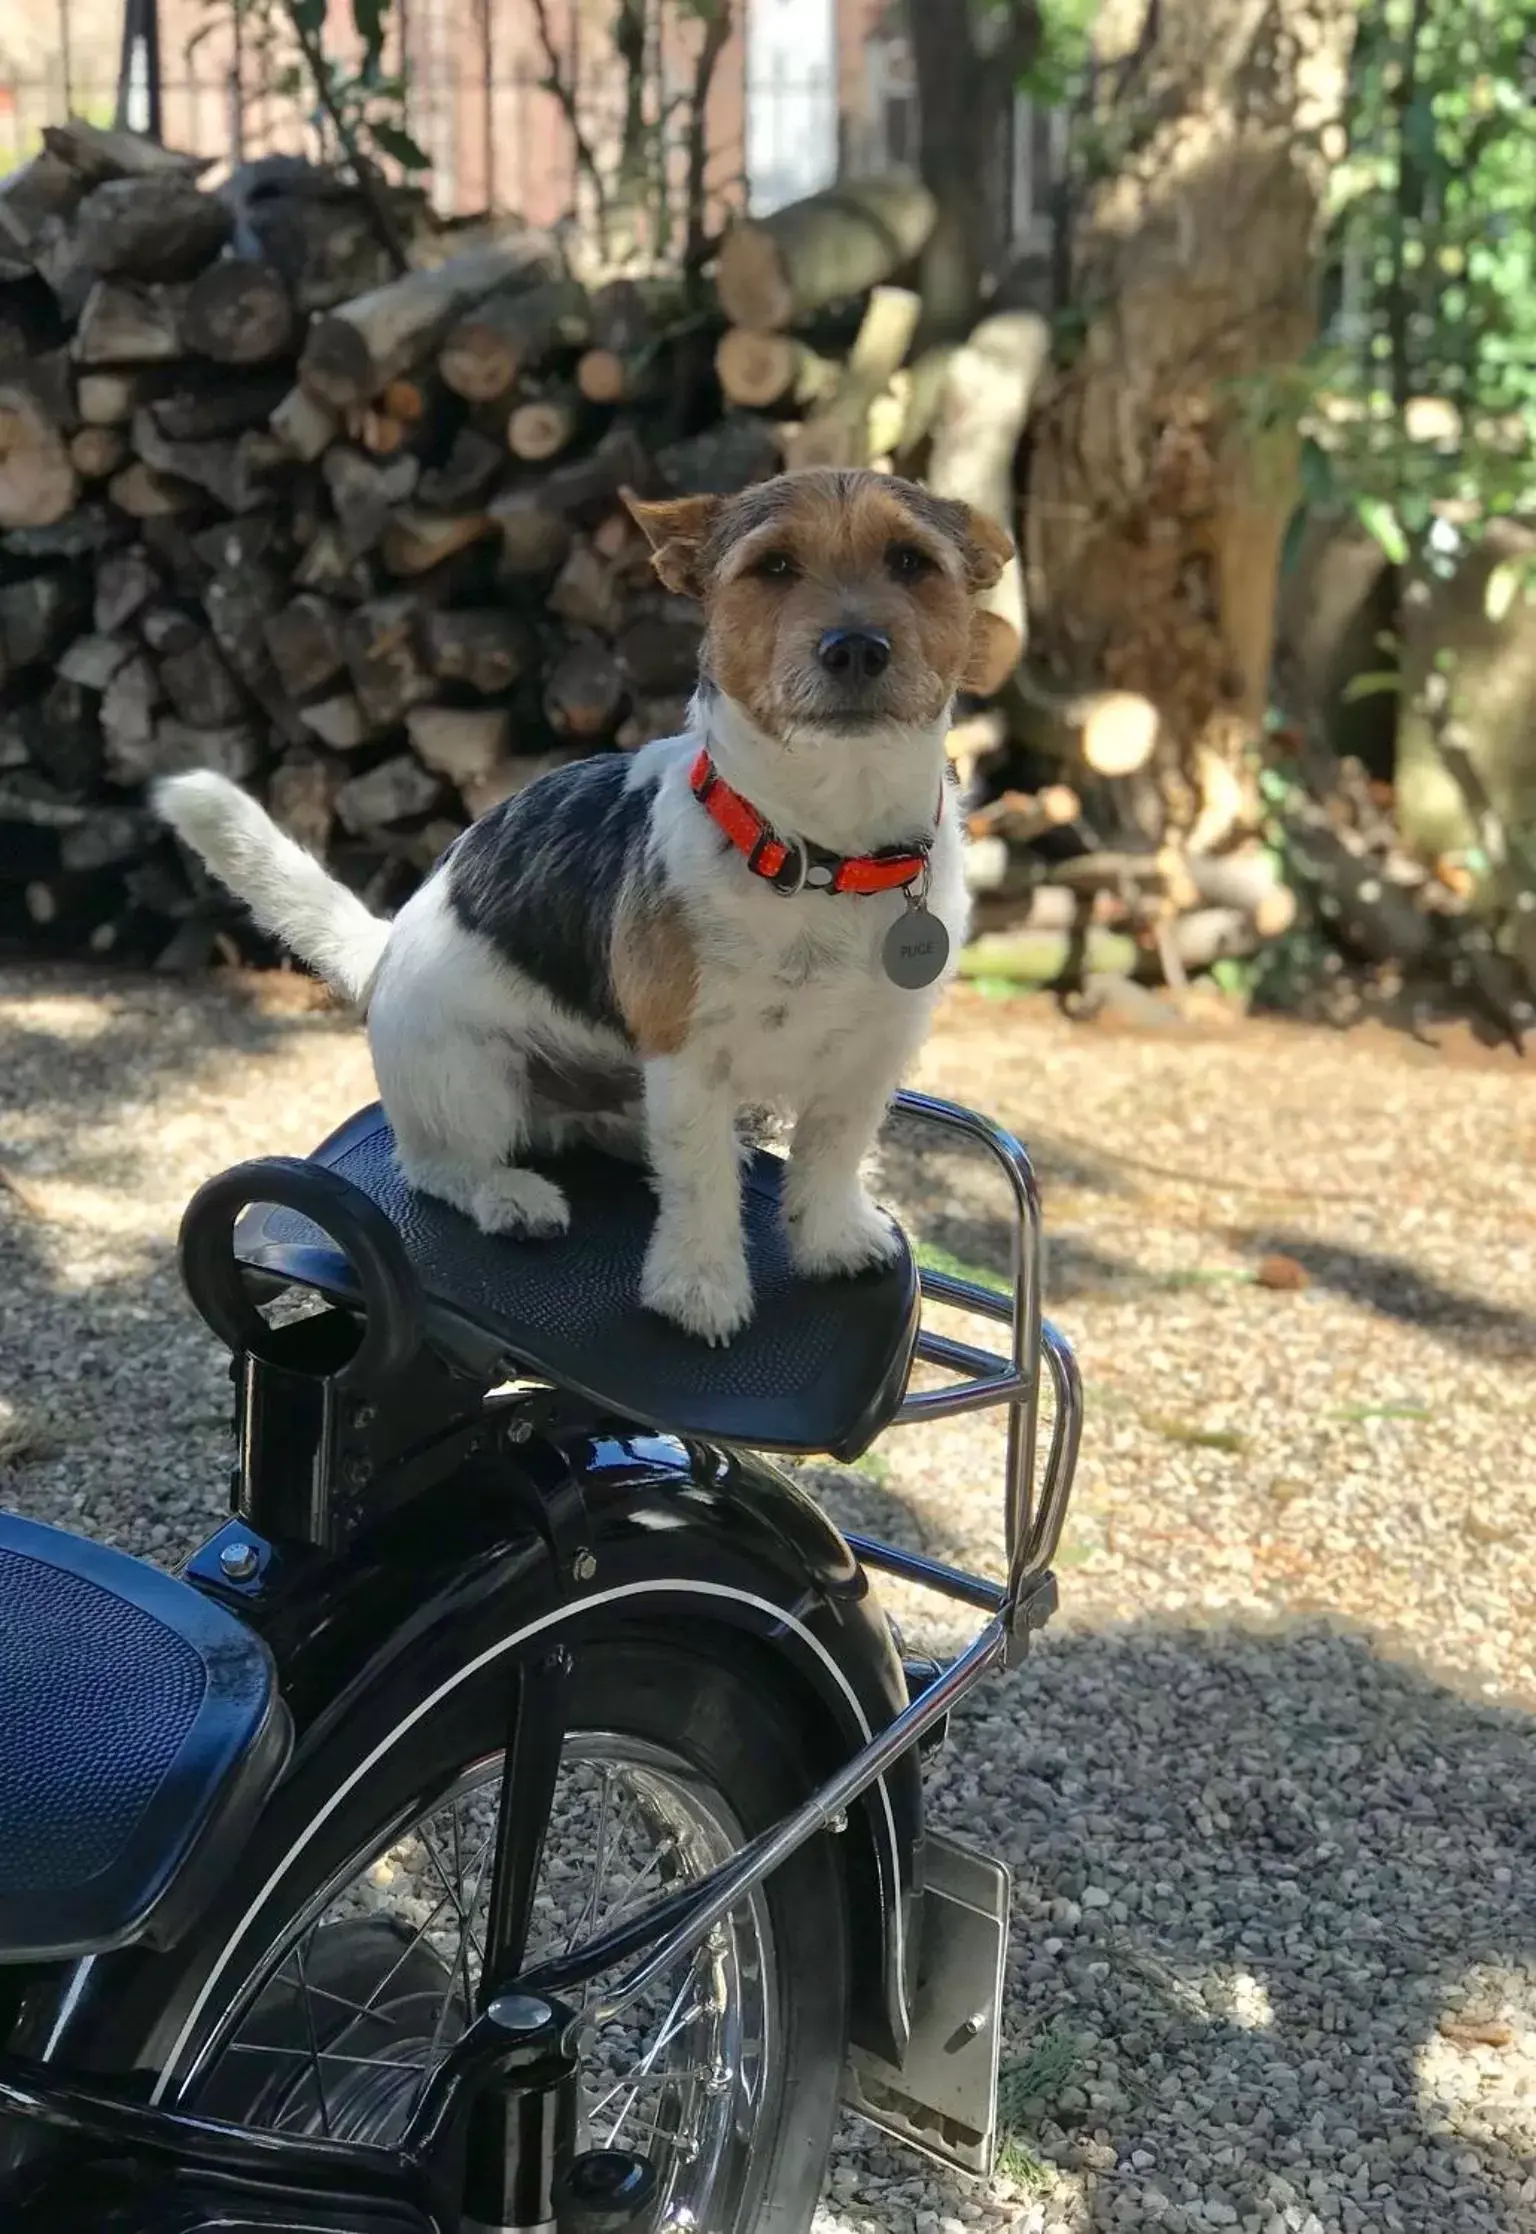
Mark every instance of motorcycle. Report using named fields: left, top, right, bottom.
left=0, top=1086, right=1080, bottom=2234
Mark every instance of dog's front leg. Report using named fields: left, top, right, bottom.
left=784, top=1063, right=904, bottom=1279
left=641, top=1052, right=753, bottom=1344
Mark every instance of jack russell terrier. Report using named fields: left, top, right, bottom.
left=158, top=467, right=1015, bottom=1344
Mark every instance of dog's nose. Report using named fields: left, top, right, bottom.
left=817, top=626, right=892, bottom=683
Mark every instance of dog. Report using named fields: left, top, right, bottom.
left=158, top=467, right=1015, bottom=1345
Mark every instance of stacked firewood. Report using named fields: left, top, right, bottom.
left=0, top=128, right=992, bottom=965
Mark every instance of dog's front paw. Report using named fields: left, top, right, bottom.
left=642, top=1234, right=753, bottom=1346
left=786, top=1186, right=902, bottom=1279
left=472, top=1169, right=570, bottom=1238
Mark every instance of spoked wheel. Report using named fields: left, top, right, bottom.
left=135, top=1630, right=850, bottom=2234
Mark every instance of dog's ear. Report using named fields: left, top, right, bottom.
left=622, top=489, right=721, bottom=596
left=962, top=608, right=1021, bottom=696
left=955, top=505, right=1015, bottom=592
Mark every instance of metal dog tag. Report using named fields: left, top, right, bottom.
left=881, top=904, right=950, bottom=989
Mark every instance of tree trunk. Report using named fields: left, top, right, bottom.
left=907, top=0, right=1038, bottom=339
left=1025, top=0, right=1361, bottom=845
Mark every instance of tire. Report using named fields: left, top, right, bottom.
left=104, top=1620, right=851, bottom=2234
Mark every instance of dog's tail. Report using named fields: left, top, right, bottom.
left=156, top=770, right=389, bottom=1005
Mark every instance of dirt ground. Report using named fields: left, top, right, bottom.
left=1, top=965, right=1533, bottom=2233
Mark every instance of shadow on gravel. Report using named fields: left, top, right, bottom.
left=1230, top=1225, right=1536, bottom=1364
left=0, top=974, right=342, bottom=1544
left=913, top=1619, right=1536, bottom=2234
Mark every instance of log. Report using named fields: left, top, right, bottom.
left=716, top=175, right=937, bottom=330
left=181, top=257, right=294, bottom=364
left=959, top=927, right=1140, bottom=984
left=0, top=574, right=86, bottom=667
left=43, top=119, right=207, bottom=188
left=140, top=605, right=202, bottom=656
left=1185, top=848, right=1297, bottom=937
left=490, top=490, right=573, bottom=576
left=151, top=372, right=290, bottom=443
left=268, top=754, right=340, bottom=850
left=925, top=312, right=1048, bottom=673
left=73, top=175, right=232, bottom=283
left=966, top=786, right=1082, bottom=846
left=263, top=594, right=347, bottom=700
left=159, top=635, right=246, bottom=727
left=292, top=524, right=373, bottom=599
left=70, top=425, right=126, bottom=478
left=548, top=540, right=618, bottom=633
left=107, top=461, right=200, bottom=517
left=336, top=753, right=441, bottom=833
left=94, top=544, right=160, bottom=632
left=1, top=503, right=121, bottom=561
left=77, top=368, right=173, bottom=425
left=714, top=327, right=841, bottom=413
left=615, top=603, right=704, bottom=696
left=654, top=417, right=779, bottom=496
left=300, top=238, right=561, bottom=411
left=270, top=384, right=340, bottom=462
left=116, top=716, right=259, bottom=785
left=59, top=632, right=134, bottom=690
left=543, top=633, right=626, bottom=739
left=421, top=607, right=533, bottom=695
left=417, top=426, right=504, bottom=509
left=190, top=512, right=283, bottom=576
left=0, top=382, right=77, bottom=527
left=508, top=396, right=579, bottom=461
left=460, top=749, right=581, bottom=818
left=587, top=276, right=681, bottom=356
left=0, top=152, right=84, bottom=265
left=100, top=649, right=161, bottom=771
left=72, top=279, right=186, bottom=364
left=784, top=285, right=921, bottom=471
left=615, top=695, right=692, bottom=752
left=131, top=409, right=268, bottom=514
left=299, top=693, right=371, bottom=750
left=343, top=595, right=434, bottom=726
left=323, top=443, right=419, bottom=556
left=405, top=704, right=512, bottom=784
left=380, top=508, right=492, bottom=577
left=438, top=276, right=589, bottom=402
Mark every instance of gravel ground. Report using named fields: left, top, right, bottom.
left=1, top=964, right=1533, bottom=2234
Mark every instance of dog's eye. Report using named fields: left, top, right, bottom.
left=887, top=542, right=936, bottom=581
left=751, top=550, right=797, bottom=581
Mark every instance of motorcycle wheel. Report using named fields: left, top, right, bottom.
left=113, top=1623, right=851, bottom=2234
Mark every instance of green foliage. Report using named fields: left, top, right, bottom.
left=1318, top=0, right=1536, bottom=567
left=1013, top=0, right=1097, bottom=107
left=200, top=0, right=428, bottom=186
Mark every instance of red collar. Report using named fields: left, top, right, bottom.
left=688, top=749, right=936, bottom=897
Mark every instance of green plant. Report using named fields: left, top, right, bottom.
left=1314, top=0, right=1536, bottom=569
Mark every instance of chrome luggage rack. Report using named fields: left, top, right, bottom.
left=522, top=1087, right=1083, bottom=2047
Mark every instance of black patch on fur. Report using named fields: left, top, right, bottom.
left=444, top=755, right=657, bottom=1032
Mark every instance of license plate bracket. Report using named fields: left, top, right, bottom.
left=843, top=1828, right=1010, bottom=2176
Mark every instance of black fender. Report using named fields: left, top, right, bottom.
left=28, top=1417, right=920, bottom=2080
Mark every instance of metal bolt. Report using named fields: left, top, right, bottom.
left=958, top=2008, right=990, bottom=2041
left=485, top=1992, right=553, bottom=2033
left=343, top=1455, right=370, bottom=1487
left=572, top=1548, right=597, bottom=1583
left=219, top=1539, right=260, bottom=1583
left=351, top=1402, right=376, bottom=1430
left=506, top=1416, right=534, bottom=1446
left=826, top=1809, right=849, bottom=1835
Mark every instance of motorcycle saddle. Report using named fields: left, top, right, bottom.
left=233, top=1103, right=921, bottom=1461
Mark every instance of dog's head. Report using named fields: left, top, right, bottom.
left=624, top=469, right=1016, bottom=741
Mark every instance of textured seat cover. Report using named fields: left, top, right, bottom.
left=234, top=1104, right=919, bottom=1459
left=0, top=1512, right=284, bottom=1961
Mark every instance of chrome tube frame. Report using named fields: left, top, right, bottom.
left=557, top=1089, right=1082, bottom=2043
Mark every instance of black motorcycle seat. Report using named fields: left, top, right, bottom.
left=233, top=1103, right=920, bottom=1460
left=0, top=1512, right=289, bottom=1963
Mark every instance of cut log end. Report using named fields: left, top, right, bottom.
left=1081, top=691, right=1160, bottom=778
left=0, top=384, right=78, bottom=528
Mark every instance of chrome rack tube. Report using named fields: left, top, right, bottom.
left=567, top=1617, right=1008, bottom=2050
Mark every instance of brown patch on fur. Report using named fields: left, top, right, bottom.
left=963, top=608, right=1023, bottom=695
left=633, top=470, right=1018, bottom=734
left=622, top=490, right=719, bottom=597
left=610, top=877, right=698, bottom=1055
